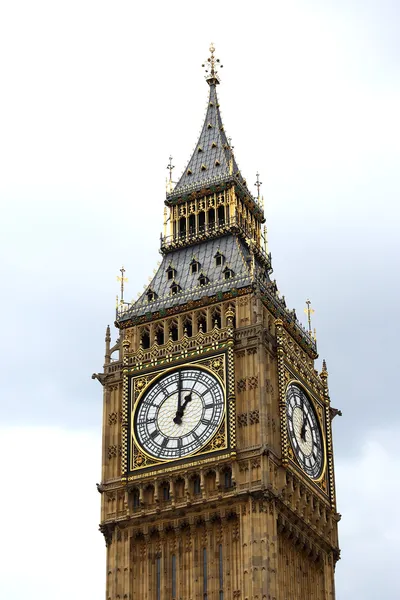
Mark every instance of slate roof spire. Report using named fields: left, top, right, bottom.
left=169, top=44, right=244, bottom=198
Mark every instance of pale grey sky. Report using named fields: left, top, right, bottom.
left=0, top=1, right=399, bottom=598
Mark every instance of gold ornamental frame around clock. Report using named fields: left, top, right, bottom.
left=127, top=353, right=230, bottom=473
left=284, top=378, right=328, bottom=484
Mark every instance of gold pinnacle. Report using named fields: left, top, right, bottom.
left=117, top=266, right=128, bottom=303
left=304, top=299, right=315, bottom=336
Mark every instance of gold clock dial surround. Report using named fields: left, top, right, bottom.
left=132, top=366, right=225, bottom=461
left=286, top=382, right=324, bottom=479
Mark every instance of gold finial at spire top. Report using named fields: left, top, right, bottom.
left=202, top=43, right=223, bottom=84
left=117, top=266, right=128, bottom=303
left=304, top=299, right=315, bottom=336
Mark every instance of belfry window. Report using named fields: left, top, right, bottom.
left=183, top=316, right=193, bottom=337
left=197, top=312, right=207, bottom=333
left=169, top=319, right=179, bottom=341
left=217, top=205, right=225, bottom=225
left=189, top=213, right=196, bottom=234
left=141, top=328, right=150, bottom=349
left=179, top=217, right=186, bottom=238
left=208, top=207, right=215, bottom=229
left=199, top=211, right=205, bottom=232
left=155, top=324, right=164, bottom=345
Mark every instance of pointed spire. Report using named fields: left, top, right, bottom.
left=168, top=44, right=245, bottom=199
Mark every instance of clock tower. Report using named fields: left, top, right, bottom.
left=95, top=45, right=340, bottom=600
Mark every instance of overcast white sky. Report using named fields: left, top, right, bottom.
left=0, top=1, right=399, bottom=598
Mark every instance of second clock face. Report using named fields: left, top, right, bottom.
left=286, top=383, right=324, bottom=479
left=133, top=367, right=224, bottom=460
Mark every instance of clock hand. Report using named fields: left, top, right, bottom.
left=173, top=373, right=183, bottom=424
left=300, top=414, right=307, bottom=441
left=173, top=392, right=192, bottom=424
left=181, top=392, right=192, bottom=412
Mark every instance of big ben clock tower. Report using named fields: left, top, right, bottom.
left=94, top=45, right=340, bottom=600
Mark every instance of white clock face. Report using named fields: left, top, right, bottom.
left=133, top=367, right=224, bottom=460
left=286, top=383, right=324, bottom=479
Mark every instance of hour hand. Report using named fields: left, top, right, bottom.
left=173, top=398, right=183, bottom=424
left=300, top=416, right=307, bottom=441
left=181, top=392, right=192, bottom=411
left=173, top=392, right=192, bottom=424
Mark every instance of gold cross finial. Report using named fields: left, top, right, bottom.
left=166, top=155, right=175, bottom=193
left=255, top=172, right=262, bottom=201
left=117, top=266, right=128, bottom=303
left=202, top=43, right=223, bottom=84
left=167, top=155, right=174, bottom=182
left=304, top=299, right=315, bottom=337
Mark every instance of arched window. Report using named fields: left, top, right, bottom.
left=205, top=470, right=216, bottom=493
left=183, top=316, right=193, bottom=337
left=217, top=205, right=225, bottom=225
left=179, top=217, right=186, bottom=238
left=197, top=312, right=207, bottom=333
left=141, top=328, right=150, bottom=349
left=169, top=319, right=178, bottom=341
left=144, top=484, right=154, bottom=505
left=198, top=211, right=205, bottom=232
left=193, top=475, right=201, bottom=495
left=155, top=324, right=164, bottom=345
left=208, top=208, right=215, bottom=229
left=132, top=487, right=140, bottom=509
left=188, top=213, right=196, bottom=234
left=223, top=468, right=232, bottom=489
left=174, top=477, right=185, bottom=499
left=212, top=307, right=221, bottom=328
left=161, top=481, right=170, bottom=501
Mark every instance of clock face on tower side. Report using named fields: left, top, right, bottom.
left=133, top=367, right=225, bottom=461
left=286, top=383, right=324, bottom=479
